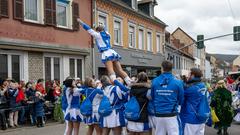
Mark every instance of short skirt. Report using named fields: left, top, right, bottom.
left=83, top=112, right=101, bottom=125
left=101, top=49, right=121, bottom=64
left=100, top=109, right=125, bottom=128
left=64, top=108, right=82, bottom=122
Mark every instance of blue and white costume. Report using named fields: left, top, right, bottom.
left=80, top=87, right=103, bottom=125
left=62, top=87, right=83, bottom=122
left=81, top=23, right=121, bottom=63
left=100, top=84, right=127, bottom=128
left=151, top=72, right=184, bottom=135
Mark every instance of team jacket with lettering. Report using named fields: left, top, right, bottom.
left=151, top=72, right=184, bottom=115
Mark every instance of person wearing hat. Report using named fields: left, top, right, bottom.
left=34, top=91, right=45, bottom=127
left=210, top=80, right=234, bottom=135
left=77, top=18, right=132, bottom=86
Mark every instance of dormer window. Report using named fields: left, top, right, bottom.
left=132, top=0, right=137, bottom=9
left=149, top=3, right=154, bottom=17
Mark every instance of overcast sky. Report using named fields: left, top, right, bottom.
left=154, top=0, right=240, bottom=55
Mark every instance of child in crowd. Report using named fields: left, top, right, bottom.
left=81, top=77, right=103, bottom=135
left=62, top=79, right=82, bottom=135
left=34, top=91, right=45, bottom=128
left=8, top=80, right=20, bottom=128
left=25, top=82, right=36, bottom=125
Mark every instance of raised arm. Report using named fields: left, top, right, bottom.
left=113, top=80, right=129, bottom=92
left=77, top=19, right=99, bottom=38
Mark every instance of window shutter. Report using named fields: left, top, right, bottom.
left=13, top=0, right=23, bottom=20
left=44, top=0, right=56, bottom=26
left=72, top=2, right=79, bottom=31
left=0, top=0, right=9, bottom=17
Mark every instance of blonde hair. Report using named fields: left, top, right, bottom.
left=216, top=80, right=226, bottom=89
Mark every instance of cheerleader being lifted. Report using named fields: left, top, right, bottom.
left=77, top=18, right=132, bottom=85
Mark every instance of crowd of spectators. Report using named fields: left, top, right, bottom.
left=0, top=78, right=63, bottom=130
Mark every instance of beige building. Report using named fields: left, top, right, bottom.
left=93, top=0, right=167, bottom=78
left=233, top=56, right=240, bottom=66
left=233, top=56, right=240, bottom=71
left=172, top=28, right=206, bottom=77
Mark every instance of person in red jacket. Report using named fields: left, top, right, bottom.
left=17, top=80, right=26, bottom=124
left=53, top=80, right=61, bottom=99
left=36, top=79, right=46, bottom=96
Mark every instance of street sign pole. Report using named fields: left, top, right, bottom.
left=173, top=32, right=240, bottom=53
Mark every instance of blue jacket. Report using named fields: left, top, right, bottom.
left=180, top=78, right=207, bottom=125
left=25, top=88, right=35, bottom=101
left=81, top=23, right=111, bottom=52
left=8, top=88, right=19, bottom=109
left=34, top=97, right=45, bottom=117
left=151, top=72, right=184, bottom=115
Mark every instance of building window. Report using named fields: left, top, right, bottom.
left=56, top=1, right=71, bottom=28
left=113, top=18, right=122, bottom=46
left=69, top=58, right=83, bottom=78
left=98, top=11, right=108, bottom=29
left=44, top=57, right=61, bottom=82
left=129, top=24, right=136, bottom=48
left=149, top=4, right=154, bottom=17
left=147, top=31, right=153, bottom=51
left=0, top=54, right=8, bottom=80
left=0, top=54, right=22, bottom=82
left=69, top=58, right=75, bottom=77
left=138, top=28, right=144, bottom=50
left=54, top=58, right=60, bottom=81
left=156, top=34, right=161, bottom=52
left=132, top=0, right=136, bottom=9
left=24, top=0, right=43, bottom=23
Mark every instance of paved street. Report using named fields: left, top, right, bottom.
left=0, top=122, right=239, bottom=135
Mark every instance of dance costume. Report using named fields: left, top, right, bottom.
left=62, top=87, right=83, bottom=122
left=100, top=85, right=127, bottom=128
left=80, top=87, right=103, bottom=125
left=80, top=23, right=121, bottom=64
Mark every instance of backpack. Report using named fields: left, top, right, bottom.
left=98, top=96, right=113, bottom=117
left=191, top=87, right=210, bottom=122
left=80, top=90, right=94, bottom=116
left=98, top=86, right=118, bottom=117
left=124, top=96, right=147, bottom=121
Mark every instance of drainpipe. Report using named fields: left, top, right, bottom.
left=91, top=0, right=97, bottom=78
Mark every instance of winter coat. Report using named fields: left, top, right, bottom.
left=130, top=82, right=151, bottom=123
left=180, top=78, right=207, bottom=125
left=34, top=97, right=45, bottom=117
left=8, top=88, right=20, bottom=112
left=25, top=88, right=36, bottom=101
left=36, top=84, right=46, bottom=95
